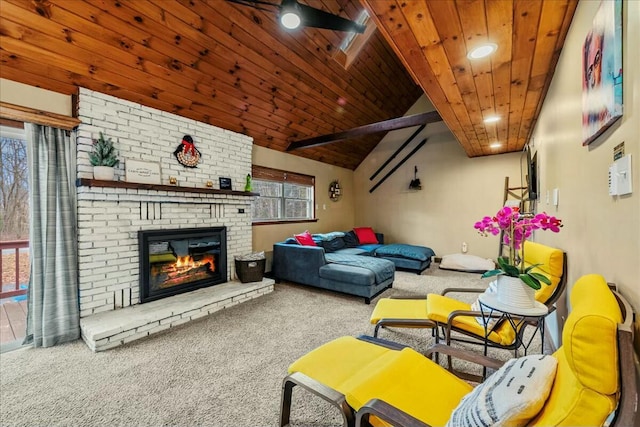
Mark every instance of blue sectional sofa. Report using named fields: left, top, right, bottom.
left=272, top=231, right=435, bottom=304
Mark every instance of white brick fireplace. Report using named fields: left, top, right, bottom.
left=75, top=89, right=273, bottom=351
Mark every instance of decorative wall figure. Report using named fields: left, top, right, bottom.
left=174, top=135, right=201, bottom=167
left=409, top=166, right=422, bottom=190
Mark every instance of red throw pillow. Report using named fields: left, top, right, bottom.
left=294, top=230, right=317, bottom=246
left=353, top=227, right=378, bottom=244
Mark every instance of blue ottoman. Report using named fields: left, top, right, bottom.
left=374, top=243, right=436, bottom=274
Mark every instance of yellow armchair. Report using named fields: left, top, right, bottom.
left=370, top=242, right=566, bottom=357
left=280, top=274, right=637, bottom=427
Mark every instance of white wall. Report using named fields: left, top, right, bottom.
left=0, top=78, right=72, bottom=116
left=77, top=88, right=252, bottom=186
left=530, top=0, right=640, bottom=347
left=354, top=96, right=522, bottom=258
left=76, top=89, right=254, bottom=316
left=251, top=145, right=356, bottom=260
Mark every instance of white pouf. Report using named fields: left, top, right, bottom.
left=439, top=253, right=495, bottom=273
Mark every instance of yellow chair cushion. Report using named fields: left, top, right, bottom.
left=370, top=298, right=429, bottom=324
left=348, top=347, right=473, bottom=427
left=288, top=336, right=398, bottom=391
left=522, top=241, right=564, bottom=303
left=563, top=274, right=621, bottom=394
left=528, top=350, right=617, bottom=426
left=426, top=294, right=516, bottom=346
left=529, top=274, right=621, bottom=426
left=288, top=337, right=470, bottom=427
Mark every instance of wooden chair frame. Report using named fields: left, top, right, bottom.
left=374, top=253, right=567, bottom=379
left=356, top=289, right=637, bottom=427
left=281, top=286, right=637, bottom=427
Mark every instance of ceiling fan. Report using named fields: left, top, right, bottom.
left=227, top=0, right=366, bottom=33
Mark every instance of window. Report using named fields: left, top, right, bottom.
left=251, top=165, right=315, bottom=224
left=334, top=10, right=376, bottom=69
left=0, top=121, right=31, bottom=337
left=339, top=10, right=370, bottom=52
left=0, top=123, right=29, bottom=240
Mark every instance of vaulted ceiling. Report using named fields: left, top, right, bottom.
left=0, top=0, right=577, bottom=170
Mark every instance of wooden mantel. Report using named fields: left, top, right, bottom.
left=77, top=178, right=259, bottom=197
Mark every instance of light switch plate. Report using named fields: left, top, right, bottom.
left=552, top=188, right=559, bottom=206
left=616, top=154, right=633, bottom=195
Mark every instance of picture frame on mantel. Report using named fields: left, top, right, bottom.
left=125, top=159, right=162, bottom=184
left=219, top=177, right=232, bottom=190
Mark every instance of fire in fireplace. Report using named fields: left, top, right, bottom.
left=139, top=227, right=227, bottom=303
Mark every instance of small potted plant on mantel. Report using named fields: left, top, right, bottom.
left=89, top=132, right=119, bottom=181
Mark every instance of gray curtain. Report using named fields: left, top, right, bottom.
left=24, top=123, right=79, bottom=347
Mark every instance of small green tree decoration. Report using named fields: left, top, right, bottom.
left=89, top=132, right=119, bottom=167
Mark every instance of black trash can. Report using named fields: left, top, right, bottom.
left=235, top=254, right=266, bottom=283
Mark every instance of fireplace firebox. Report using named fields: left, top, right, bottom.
left=139, top=227, right=227, bottom=303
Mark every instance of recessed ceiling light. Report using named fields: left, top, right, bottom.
left=483, top=115, right=501, bottom=124
left=490, top=142, right=502, bottom=149
left=280, top=1, right=302, bottom=30
left=280, top=11, right=301, bottom=29
left=467, top=43, right=498, bottom=60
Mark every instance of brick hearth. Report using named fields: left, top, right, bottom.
left=81, top=278, right=274, bottom=351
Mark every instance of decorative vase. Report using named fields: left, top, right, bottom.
left=496, top=275, right=536, bottom=309
left=93, top=166, right=115, bottom=181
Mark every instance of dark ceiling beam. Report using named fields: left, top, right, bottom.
left=286, top=111, right=442, bottom=151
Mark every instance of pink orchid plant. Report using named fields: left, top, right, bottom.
left=474, top=206, right=563, bottom=290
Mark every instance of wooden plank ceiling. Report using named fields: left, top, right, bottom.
left=0, top=0, right=576, bottom=169
left=363, top=0, right=578, bottom=157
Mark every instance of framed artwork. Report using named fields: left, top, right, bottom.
left=125, top=159, right=161, bottom=184
left=219, top=177, right=232, bottom=190
left=582, top=0, right=623, bottom=146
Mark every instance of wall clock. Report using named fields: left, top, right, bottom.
left=329, top=180, right=342, bottom=202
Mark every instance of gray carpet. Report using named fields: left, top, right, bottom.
left=0, top=268, right=540, bottom=427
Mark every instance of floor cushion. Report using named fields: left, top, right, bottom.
left=439, top=253, right=495, bottom=273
